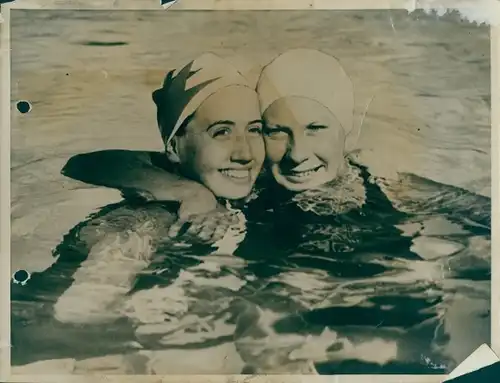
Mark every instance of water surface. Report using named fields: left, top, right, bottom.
left=10, top=9, right=491, bottom=375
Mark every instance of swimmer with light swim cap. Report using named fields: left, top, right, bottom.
left=257, top=48, right=359, bottom=192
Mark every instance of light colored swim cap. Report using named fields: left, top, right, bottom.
left=257, top=48, right=354, bottom=136
left=153, top=52, right=252, bottom=146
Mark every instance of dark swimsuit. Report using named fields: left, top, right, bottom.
left=230, top=162, right=451, bottom=374
left=234, top=161, right=420, bottom=278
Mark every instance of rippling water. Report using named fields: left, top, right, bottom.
left=10, top=9, right=491, bottom=375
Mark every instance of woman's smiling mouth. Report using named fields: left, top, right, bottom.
left=219, top=168, right=252, bottom=182
left=282, top=165, right=325, bottom=182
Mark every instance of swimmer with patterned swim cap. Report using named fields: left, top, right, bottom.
left=152, top=52, right=265, bottom=201
left=67, top=53, right=264, bottom=207
left=64, top=52, right=267, bottom=237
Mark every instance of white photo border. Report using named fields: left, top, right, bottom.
left=1, top=0, right=498, bottom=382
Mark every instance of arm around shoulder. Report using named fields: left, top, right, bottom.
left=62, top=149, right=219, bottom=214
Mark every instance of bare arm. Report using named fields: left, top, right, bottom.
left=62, top=150, right=219, bottom=218
left=52, top=200, right=242, bottom=324
left=52, top=204, right=174, bottom=324
left=53, top=226, right=155, bottom=324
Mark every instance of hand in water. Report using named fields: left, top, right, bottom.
left=122, top=181, right=236, bottom=244
left=177, top=187, right=219, bottom=219
left=168, top=208, right=240, bottom=244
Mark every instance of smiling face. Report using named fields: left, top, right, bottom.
left=262, top=96, right=346, bottom=192
left=171, top=86, right=265, bottom=200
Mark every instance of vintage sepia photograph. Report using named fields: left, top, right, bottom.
left=4, top=4, right=493, bottom=378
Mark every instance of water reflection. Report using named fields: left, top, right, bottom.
left=11, top=159, right=490, bottom=374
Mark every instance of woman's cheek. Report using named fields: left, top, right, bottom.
left=249, top=136, right=266, bottom=165
left=194, top=141, right=228, bottom=173
left=315, top=131, right=344, bottom=159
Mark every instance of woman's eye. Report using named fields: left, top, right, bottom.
left=211, top=127, right=232, bottom=138
left=307, top=124, right=328, bottom=132
left=263, top=127, right=287, bottom=138
left=248, top=125, right=263, bottom=135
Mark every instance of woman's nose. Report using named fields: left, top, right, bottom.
left=231, top=134, right=253, bottom=163
left=287, top=135, right=310, bottom=164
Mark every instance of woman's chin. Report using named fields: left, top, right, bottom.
left=204, top=176, right=255, bottom=201
left=276, top=178, right=324, bottom=192
left=211, top=186, right=252, bottom=201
